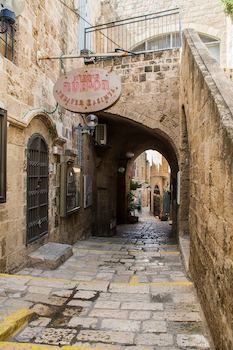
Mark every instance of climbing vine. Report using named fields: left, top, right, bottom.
left=221, top=0, right=233, bottom=15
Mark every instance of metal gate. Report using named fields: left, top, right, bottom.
left=27, top=134, right=49, bottom=244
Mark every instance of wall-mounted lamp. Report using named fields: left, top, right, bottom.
left=126, top=152, right=135, bottom=159
left=75, top=114, right=98, bottom=135
left=0, top=5, right=16, bottom=34
left=118, top=167, right=125, bottom=174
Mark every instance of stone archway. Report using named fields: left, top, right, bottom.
left=93, top=112, right=180, bottom=236
left=91, top=49, right=182, bottom=236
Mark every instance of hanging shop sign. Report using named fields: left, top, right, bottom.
left=53, top=67, right=122, bottom=113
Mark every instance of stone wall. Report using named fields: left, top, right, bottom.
left=0, top=0, right=101, bottom=272
left=92, top=49, right=180, bottom=236
left=100, top=0, right=229, bottom=67
left=97, top=49, right=181, bottom=160
left=181, top=29, right=233, bottom=350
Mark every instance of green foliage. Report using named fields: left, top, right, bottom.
left=221, top=0, right=233, bottom=15
left=130, top=180, right=142, bottom=191
left=127, top=191, right=136, bottom=212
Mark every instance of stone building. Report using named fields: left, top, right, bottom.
left=99, top=0, right=232, bottom=67
left=150, top=157, right=170, bottom=218
left=0, top=0, right=233, bottom=348
left=131, top=152, right=150, bottom=208
left=131, top=152, right=170, bottom=215
left=0, top=0, right=102, bottom=272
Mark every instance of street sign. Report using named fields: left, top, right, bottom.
left=53, top=67, right=122, bottom=113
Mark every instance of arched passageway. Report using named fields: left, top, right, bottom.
left=93, top=112, right=180, bottom=237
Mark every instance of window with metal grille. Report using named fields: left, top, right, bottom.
left=60, top=160, right=81, bottom=217
left=133, top=32, right=220, bottom=62
left=0, top=23, right=15, bottom=61
left=0, top=108, right=7, bottom=203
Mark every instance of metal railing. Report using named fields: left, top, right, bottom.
left=84, top=8, right=181, bottom=54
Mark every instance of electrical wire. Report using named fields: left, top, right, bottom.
left=57, top=0, right=122, bottom=50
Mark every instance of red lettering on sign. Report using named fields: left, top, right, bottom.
left=54, top=68, right=121, bottom=113
left=63, top=82, right=71, bottom=93
left=102, top=80, right=109, bottom=90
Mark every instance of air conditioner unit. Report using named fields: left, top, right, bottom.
left=95, top=124, right=107, bottom=145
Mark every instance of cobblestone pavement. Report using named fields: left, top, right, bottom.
left=0, top=213, right=213, bottom=349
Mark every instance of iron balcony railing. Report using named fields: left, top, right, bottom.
left=84, top=8, right=181, bottom=54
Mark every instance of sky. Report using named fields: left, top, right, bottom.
left=146, top=150, right=162, bottom=165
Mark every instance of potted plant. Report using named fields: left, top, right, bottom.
left=127, top=180, right=142, bottom=223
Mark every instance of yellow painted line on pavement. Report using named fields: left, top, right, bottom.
left=64, top=347, right=110, bottom=350
left=0, top=273, right=192, bottom=287
left=0, top=309, right=34, bottom=341
left=0, top=273, right=111, bottom=287
left=0, top=344, right=109, bottom=350
left=0, top=343, right=59, bottom=349
left=149, top=280, right=193, bottom=286
left=74, top=249, right=116, bottom=254
left=160, top=251, right=180, bottom=255
left=0, top=273, right=75, bottom=284
left=129, top=275, right=139, bottom=286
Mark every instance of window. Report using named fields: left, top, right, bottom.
left=0, top=109, right=7, bottom=203
left=0, top=23, right=15, bottom=61
left=133, top=32, right=181, bottom=52
left=133, top=32, right=220, bottom=62
left=60, top=159, right=81, bottom=217
left=199, top=34, right=220, bottom=62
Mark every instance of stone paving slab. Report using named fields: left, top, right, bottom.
left=28, top=243, right=73, bottom=270
left=0, top=214, right=213, bottom=349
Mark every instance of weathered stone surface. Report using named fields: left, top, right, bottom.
left=89, top=309, right=128, bottom=319
left=68, top=317, right=98, bottom=328
left=109, top=284, right=150, bottom=294
left=2, top=218, right=212, bottom=348
left=31, top=304, right=56, bottom=317
left=0, top=0, right=98, bottom=274
left=24, top=293, right=67, bottom=306
left=136, top=333, right=174, bottom=346
left=30, top=317, right=51, bottom=327
left=35, top=328, right=77, bottom=345
left=28, top=286, right=52, bottom=295
left=67, top=300, right=92, bottom=307
left=181, top=29, right=233, bottom=350
left=78, top=281, right=109, bottom=292
left=121, top=302, right=163, bottom=311
left=28, top=243, right=73, bottom=270
left=176, top=334, right=210, bottom=348
left=129, top=311, right=151, bottom=320
left=76, top=330, right=135, bottom=344
left=14, top=326, right=43, bottom=342
left=74, top=290, right=98, bottom=299
left=101, top=319, right=141, bottom=332
left=51, top=290, right=74, bottom=298
left=94, top=301, right=121, bottom=309
left=142, top=320, right=167, bottom=333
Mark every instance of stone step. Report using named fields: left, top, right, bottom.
left=28, top=242, right=73, bottom=270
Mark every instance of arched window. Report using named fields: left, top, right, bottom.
left=27, top=134, right=49, bottom=244
left=198, top=33, right=220, bottom=62
left=133, top=32, right=220, bottom=62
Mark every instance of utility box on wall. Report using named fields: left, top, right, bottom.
left=60, top=159, right=81, bottom=217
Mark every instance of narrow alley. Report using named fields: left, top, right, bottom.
left=0, top=211, right=212, bottom=349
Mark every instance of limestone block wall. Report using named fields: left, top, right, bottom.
left=181, top=29, right=233, bottom=350
left=96, top=49, right=181, bottom=159
left=100, top=0, right=229, bottom=67
left=0, top=0, right=101, bottom=272
left=92, top=49, right=180, bottom=236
